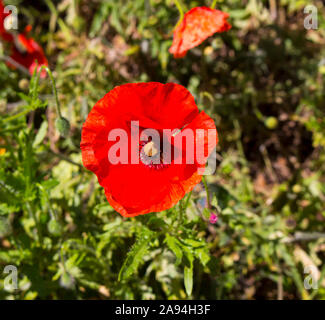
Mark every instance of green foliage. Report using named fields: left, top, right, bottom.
left=118, top=227, right=155, bottom=281
left=0, top=0, right=325, bottom=300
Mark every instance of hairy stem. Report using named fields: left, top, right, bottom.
left=40, top=66, right=62, bottom=118
left=173, top=0, right=186, bottom=29
left=211, top=0, right=219, bottom=9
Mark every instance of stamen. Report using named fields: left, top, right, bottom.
left=143, top=141, right=158, bottom=157
left=139, top=140, right=169, bottom=170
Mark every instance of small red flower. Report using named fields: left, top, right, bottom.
left=9, top=25, right=48, bottom=77
left=169, top=6, right=231, bottom=58
left=81, top=82, right=218, bottom=217
left=0, top=0, right=14, bottom=42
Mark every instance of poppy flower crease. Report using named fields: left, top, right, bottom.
left=80, top=82, right=218, bottom=217
left=169, top=6, right=232, bottom=58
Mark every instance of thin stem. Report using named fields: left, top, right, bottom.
left=211, top=0, right=219, bottom=9
left=178, top=200, right=184, bottom=224
left=202, top=176, right=211, bottom=210
left=3, top=109, right=30, bottom=123
left=48, top=149, right=84, bottom=169
left=183, top=191, right=192, bottom=210
left=172, top=0, right=186, bottom=30
left=201, top=46, right=207, bottom=89
left=40, top=66, right=62, bottom=117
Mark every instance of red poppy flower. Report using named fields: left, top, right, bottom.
left=0, top=0, right=14, bottom=42
left=81, top=82, right=218, bottom=217
left=9, top=25, right=48, bottom=78
left=169, top=6, right=231, bottom=58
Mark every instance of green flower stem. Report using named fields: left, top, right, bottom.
left=173, top=0, right=184, bottom=18
left=178, top=200, right=184, bottom=223
left=202, top=176, right=211, bottom=210
left=0, top=124, right=25, bottom=133
left=173, top=0, right=187, bottom=29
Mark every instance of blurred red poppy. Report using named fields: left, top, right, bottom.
left=169, top=6, right=231, bottom=58
left=81, top=82, right=218, bottom=217
left=9, top=25, right=48, bottom=77
left=0, top=0, right=14, bottom=42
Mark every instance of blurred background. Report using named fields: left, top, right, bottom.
left=0, top=0, right=325, bottom=299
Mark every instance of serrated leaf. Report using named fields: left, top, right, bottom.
left=184, top=265, right=193, bottom=297
left=165, top=234, right=183, bottom=266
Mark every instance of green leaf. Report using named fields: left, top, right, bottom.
left=184, top=265, right=193, bottom=297
left=89, top=2, right=111, bottom=37
left=33, top=121, right=48, bottom=148
left=202, top=208, right=210, bottom=219
left=118, top=228, right=154, bottom=281
left=195, top=247, right=211, bottom=267
left=41, top=179, right=60, bottom=190
left=110, top=5, right=123, bottom=34
left=55, top=117, right=70, bottom=137
left=183, top=247, right=194, bottom=297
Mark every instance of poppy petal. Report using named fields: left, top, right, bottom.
left=169, top=6, right=231, bottom=58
